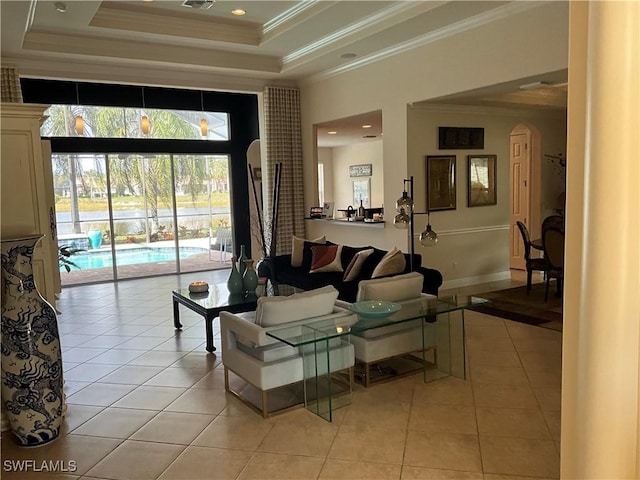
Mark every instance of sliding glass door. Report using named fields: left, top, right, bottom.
left=55, top=152, right=231, bottom=286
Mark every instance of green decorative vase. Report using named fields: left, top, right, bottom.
left=242, top=259, right=259, bottom=294
left=226, top=256, right=243, bottom=294
left=237, top=245, right=247, bottom=277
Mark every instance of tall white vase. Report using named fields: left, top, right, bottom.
left=1, top=234, right=64, bottom=446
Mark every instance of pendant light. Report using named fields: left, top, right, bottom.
left=74, top=84, right=84, bottom=136
left=140, top=87, right=150, bottom=135
left=200, top=91, right=208, bottom=137
left=419, top=212, right=438, bottom=247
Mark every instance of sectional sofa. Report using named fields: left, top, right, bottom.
left=260, top=239, right=443, bottom=302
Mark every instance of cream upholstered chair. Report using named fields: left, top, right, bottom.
left=336, top=272, right=437, bottom=387
left=220, top=286, right=356, bottom=418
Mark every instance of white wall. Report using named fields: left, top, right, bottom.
left=407, top=104, right=566, bottom=283
left=301, top=1, right=568, bottom=286
left=317, top=147, right=334, bottom=206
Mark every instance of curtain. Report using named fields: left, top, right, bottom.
left=262, top=86, right=305, bottom=256
left=1, top=67, right=23, bottom=103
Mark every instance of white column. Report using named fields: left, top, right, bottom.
left=563, top=1, right=640, bottom=478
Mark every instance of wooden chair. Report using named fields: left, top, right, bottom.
left=516, top=221, right=548, bottom=294
left=542, top=215, right=564, bottom=233
left=542, top=224, right=565, bottom=302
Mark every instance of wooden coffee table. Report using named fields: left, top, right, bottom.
left=172, top=283, right=259, bottom=353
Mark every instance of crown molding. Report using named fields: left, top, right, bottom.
left=22, top=30, right=281, bottom=74
left=409, top=103, right=566, bottom=117
left=282, top=1, right=445, bottom=68
left=306, top=1, right=544, bottom=83
left=262, top=1, right=335, bottom=43
left=9, top=55, right=282, bottom=93
left=91, top=3, right=259, bottom=46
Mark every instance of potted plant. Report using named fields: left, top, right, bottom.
left=58, top=245, right=84, bottom=272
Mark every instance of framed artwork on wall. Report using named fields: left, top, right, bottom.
left=467, top=154, right=497, bottom=207
left=438, top=127, right=484, bottom=149
left=349, top=164, right=372, bottom=177
left=426, top=155, right=456, bottom=211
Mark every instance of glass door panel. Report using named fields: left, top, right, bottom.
left=174, top=154, right=231, bottom=273
left=109, top=154, right=177, bottom=279
left=54, top=153, right=114, bottom=286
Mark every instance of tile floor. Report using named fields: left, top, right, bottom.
left=1, top=270, right=561, bottom=479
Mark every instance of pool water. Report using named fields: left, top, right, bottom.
left=62, top=247, right=207, bottom=270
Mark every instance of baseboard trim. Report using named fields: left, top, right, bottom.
left=441, top=271, right=511, bottom=290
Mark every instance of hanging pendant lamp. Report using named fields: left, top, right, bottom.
left=200, top=91, right=208, bottom=137
left=140, top=87, right=150, bottom=135
left=74, top=84, right=84, bottom=135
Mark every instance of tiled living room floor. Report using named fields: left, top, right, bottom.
left=1, top=270, right=561, bottom=480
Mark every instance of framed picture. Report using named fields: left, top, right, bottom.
left=467, top=154, right=497, bottom=207
left=349, top=164, right=372, bottom=177
left=426, top=155, right=456, bottom=211
left=438, top=127, right=484, bottom=149
left=352, top=178, right=370, bottom=208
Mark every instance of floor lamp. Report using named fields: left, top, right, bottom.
left=393, top=176, right=438, bottom=271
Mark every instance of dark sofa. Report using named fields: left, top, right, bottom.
left=261, top=242, right=443, bottom=303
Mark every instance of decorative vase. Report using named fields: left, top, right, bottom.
left=226, top=256, right=243, bottom=295
left=237, top=245, right=247, bottom=277
left=242, top=259, right=259, bottom=294
left=1, top=234, right=65, bottom=446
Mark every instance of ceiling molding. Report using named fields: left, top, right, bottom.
left=8, top=55, right=282, bottom=93
left=282, top=1, right=445, bottom=67
left=91, top=3, right=259, bottom=46
left=307, top=1, right=544, bottom=82
left=409, top=102, right=566, bottom=117
left=261, top=1, right=336, bottom=43
left=22, top=30, right=282, bottom=73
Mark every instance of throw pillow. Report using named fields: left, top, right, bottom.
left=356, top=271, right=424, bottom=302
left=371, top=247, right=406, bottom=278
left=343, top=248, right=374, bottom=281
left=256, top=285, right=338, bottom=327
left=310, top=245, right=343, bottom=273
left=291, top=235, right=325, bottom=267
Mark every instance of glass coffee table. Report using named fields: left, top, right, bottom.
left=266, top=294, right=488, bottom=421
left=172, top=283, right=259, bottom=353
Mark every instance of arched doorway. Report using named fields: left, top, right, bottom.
left=509, top=123, right=542, bottom=270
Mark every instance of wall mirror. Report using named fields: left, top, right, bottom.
left=467, top=154, right=497, bottom=207
left=315, top=110, right=383, bottom=212
left=426, top=155, right=457, bottom=211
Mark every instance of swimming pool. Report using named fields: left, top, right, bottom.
left=62, top=247, right=207, bottom=270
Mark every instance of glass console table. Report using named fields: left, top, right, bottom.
left=266, top=294, right=487, bottom=422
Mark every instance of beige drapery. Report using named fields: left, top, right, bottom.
left=262, top=86, right=305, bottom=256
left=1, top=67, right=23, bottom=103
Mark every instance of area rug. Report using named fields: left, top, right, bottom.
left=470, top=283, right=563, bottom=332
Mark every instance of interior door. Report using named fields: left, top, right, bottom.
left=510, top=133, right=530, bottom=270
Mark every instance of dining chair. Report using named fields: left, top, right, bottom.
left=542, top=225, right=565, bottom=302
left=516, top=221, right=548, bottom=294
left=542, top=214, right=564, bottom=232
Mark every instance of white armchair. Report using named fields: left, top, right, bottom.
left=220, top=286, right=356, bottom=418
left=336, top=272, right=437, bottom=387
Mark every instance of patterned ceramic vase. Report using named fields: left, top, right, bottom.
left=242, top=259, right=258, bottom=294
left=1, top=234, right=64, bottom=446
left=226, top=256, right=244, bottom=295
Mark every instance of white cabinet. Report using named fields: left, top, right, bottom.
left=1, top=103, right=59, bottom=308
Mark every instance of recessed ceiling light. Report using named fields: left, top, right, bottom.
left=361, top=124, right=372, bottom=129
left=232, top=8, right=246, bottom=16
left=340, top=53, right=357, bottom=59
left=54, top=2, right=67, bottom=13
left=328, top=131, right=337, bottom=135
